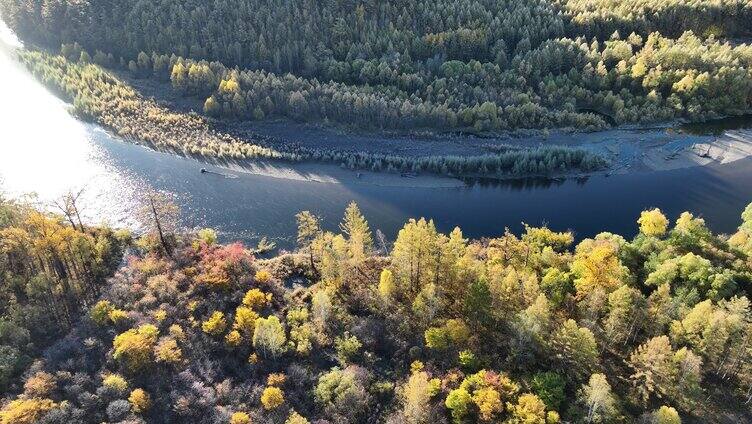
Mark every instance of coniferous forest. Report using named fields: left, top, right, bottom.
left=1, top=0, right=751, bottom=133
left=1, top=193, right=752, bottom=423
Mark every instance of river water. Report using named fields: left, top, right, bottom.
left=2, top=24, right=752, bottom=249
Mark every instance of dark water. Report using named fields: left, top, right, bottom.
left=65, top=133, right=752, bottom=249
left=680, top=114, right=752, bottom=136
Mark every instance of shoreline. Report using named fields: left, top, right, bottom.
left=91, top=127, right=468, bottom=189
left=119, top=65, right=752, bottom=180
left=4, top=35, right=752, bottom=187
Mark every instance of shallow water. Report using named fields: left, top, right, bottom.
left=2, top=24, right=752, bottom=249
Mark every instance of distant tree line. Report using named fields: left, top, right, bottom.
left=2, top=0, right=752, bottom=132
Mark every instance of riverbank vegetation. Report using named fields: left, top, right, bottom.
left=1, top=195, right=752, bottom=422
left=16, top=49, right=607, bottom=178
left=2, top=0, right=752, bottom=132
left=0, top=193, right=126, bottom=396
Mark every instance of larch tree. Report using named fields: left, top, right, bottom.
left=339, top=201, right=373, bottom=263
left=579, top=373, right=618, bottom=423
left=253, top=315, right=287, bottom=359
left=296, top=211, right=321, bottom=273
left=552, top=319, right=599, bottom=381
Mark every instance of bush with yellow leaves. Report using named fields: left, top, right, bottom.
left=232, top=306, right=259, bottom=336
left=225, top=330, right=242, bottom=347
left=109, top=308, right=130, bottom=325
left=154, top=337, right=184, bottom=364
left=507, top=393, right=559, bottom=424
left=243, top=288, right=271, bottom=310
left=0, top=398, right=55, bottom=424
left=285, top=411, right=310, bottom=424
left=102, top=374, right=129, bottom=394
left=261, top=386, right=285, bottom=410
left=90, top=300, right=114, bottom=325
left=255, top=269, right=272, bottom=283
left=202, top=311, right=227, bottom=336
left=169, top=324, right=186, bottom=341
left=129, top=388, right=151, bottom=413
left=113, top=324, right=159, bottom=372
left=230, top=411, right=251, bottom=424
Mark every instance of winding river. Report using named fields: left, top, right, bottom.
left=2, top=24, right=752, bottom=249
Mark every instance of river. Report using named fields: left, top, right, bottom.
left=2, top=24, right=752, bottom=250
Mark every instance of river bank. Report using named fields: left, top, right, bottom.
left=119, top=58, right=752, bottom=180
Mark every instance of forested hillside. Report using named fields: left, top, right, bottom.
left=1, top=194, right=752, bottom=423
left=0, top=193, right=126, bottom=398
left=2, top=0, right=751, bottom=131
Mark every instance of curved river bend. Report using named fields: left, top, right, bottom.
left=2, top=26, right=752, bottom=249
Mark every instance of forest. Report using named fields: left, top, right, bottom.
left=1, top=190, right=752, bottom=423
left=1, top=0, right=751, bottom=133
left=14, top=48, right=606, bottom=178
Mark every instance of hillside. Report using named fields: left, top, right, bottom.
left=1, top=194, right=752, bottom=423
left=2, top=0, right=751, bottom=133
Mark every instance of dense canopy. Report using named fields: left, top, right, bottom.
left=1, top=193, right=752, bottom=422
left=2, top=0, right=751, bottom=132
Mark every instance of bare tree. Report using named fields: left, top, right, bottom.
left=52, top=188, right=86, bottom=231
left=138, top=190, right=180, bottom=257
left=376, top=229, right=390, bottom=256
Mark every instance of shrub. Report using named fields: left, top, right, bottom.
left=112, top=324, right=159, bottom=372
left=129, top=388, right=151, bottom=413
left=90, top=300, right=114, bottom=325
left=255, top=269, right=272, bottom=283
left=243, top=289, right=271, bottom=310
left=531, top=371, right=566, bottom=411
left=106, top=399, right=131, bottom=421
left=314, top=367, right=370, bottom=421
left=653, top=406, right=681, bottom=424
left=261, top=386, right=285, bottom=410
left=202, top=311, right=228, bottom=336
left=108, top=309, right=130, bottom=325
left=197, top=228, right=218, bottom=246
left=232, top=306, right=259, bottom=335
left=267, top=373, right=287, bottom=386
left=230, top=411, right=251, bottom=424
left=335, top=333, right=362, bottom=365
left=154, top=337, right=184, bottom=364
left=253, top=316, right=286, bottom=359
left=23, top=371, right=56, bottom=398
left=102, top=374, right=128, bottom=394
left=169, top=324, right=186, bottom=341
left=0, top=398, right=55, bottom=424
left=286, top=411, right=310, bottom=424
left=225, top=330, right=242, bottom=347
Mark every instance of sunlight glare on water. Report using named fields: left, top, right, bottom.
left=0, top=21, right=147, bottom=229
